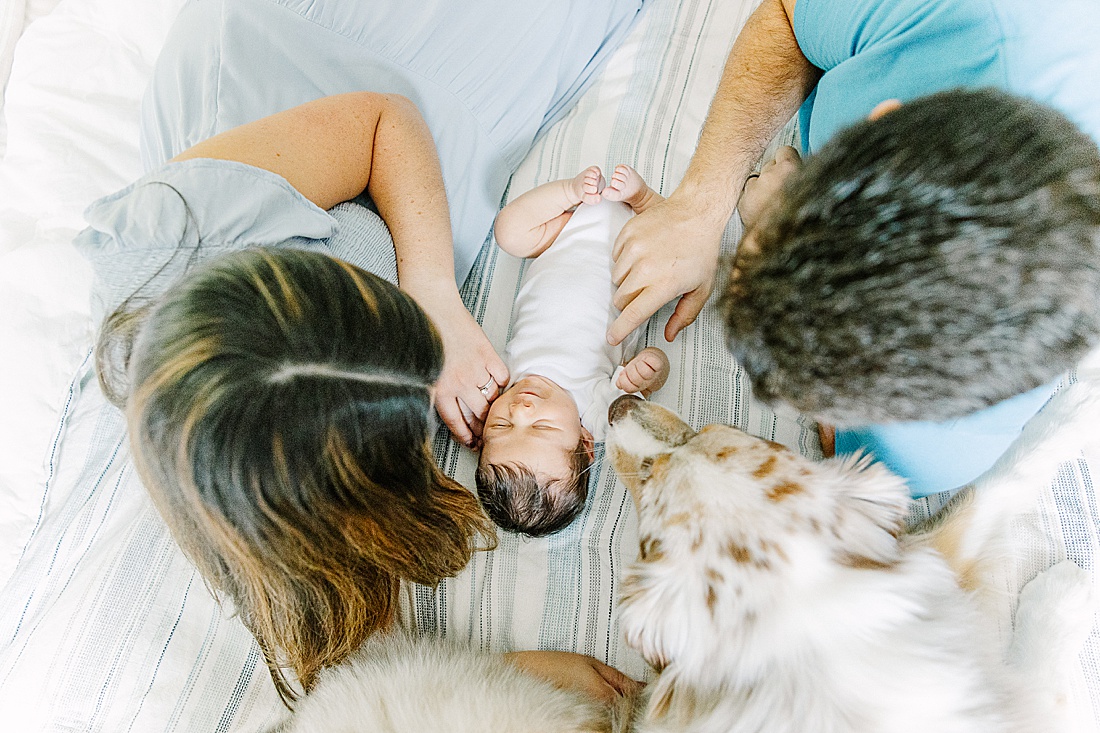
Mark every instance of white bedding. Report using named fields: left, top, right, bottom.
left=0, top=0, right=184, bottom=586
left=1, top=0, right=1098, bottom=730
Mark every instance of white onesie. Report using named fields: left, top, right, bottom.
left=503, top=199, right=638, bottom=441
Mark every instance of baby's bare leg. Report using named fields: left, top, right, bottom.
left=494, top=166, right=605, bottom=258
left=601, top=164, right=664, bottom=214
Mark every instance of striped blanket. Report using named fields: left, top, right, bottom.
left=1, top=0, right=1097, bottom=730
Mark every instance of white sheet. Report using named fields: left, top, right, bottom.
left=0, top=0, right=185, bottom=588
left=0, top=0, right=63, bottom=156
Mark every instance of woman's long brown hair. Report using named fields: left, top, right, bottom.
left=99, top=248, right=494, bottom=703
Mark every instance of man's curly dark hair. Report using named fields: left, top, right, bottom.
left=722, top=88, right=1100, bottom=426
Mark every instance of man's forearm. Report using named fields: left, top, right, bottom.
left=675, top=0, right=820, bottom=220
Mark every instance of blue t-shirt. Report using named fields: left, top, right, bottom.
left=790, top=0, right=1100, bottom=495
left=794, top=0, right=1100, bottom=152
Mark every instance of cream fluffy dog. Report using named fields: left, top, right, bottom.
left=605, top=385, right=1097, bottom=733
left=271, top=633, right=619, bottom=733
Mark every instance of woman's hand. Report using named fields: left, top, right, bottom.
left=503, top=650, right=643, bottom=704
left=411, top=286, right=508, bottom=448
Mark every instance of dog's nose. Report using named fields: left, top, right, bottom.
left=609, top=394, right=643, bottom=425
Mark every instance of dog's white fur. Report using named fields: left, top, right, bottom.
left=606, top=383, right=1098, bottom=733
left=272, top=633, right=614, bottom=733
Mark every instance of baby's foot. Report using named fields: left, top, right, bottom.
left=571, top=166, right=605, bottom=206
left=602, top=165, right=655, bottom=213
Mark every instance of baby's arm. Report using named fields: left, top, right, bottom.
left=601, top=164, right=664, bottom=215
left=616, top=347, right=670, bottom=398
left=493, top=166, right=604, bottom=258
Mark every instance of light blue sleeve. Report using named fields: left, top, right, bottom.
left=75, top=159, right=336, bottom=321
left=792, top=0, right=869, bottom=72
left=794, top=0, right=1100, bottom=151
left=792, top=0, right=1006, bottom=151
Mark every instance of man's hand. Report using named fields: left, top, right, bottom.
left=618, top=347, right=671, bottom=398
left=605, top=0, right=820, bottom=348
left=608, top=195, right=726, bottom=346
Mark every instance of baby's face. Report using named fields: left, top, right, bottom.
left=481, top=375, right=584, bottom=480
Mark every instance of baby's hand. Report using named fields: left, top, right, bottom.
left=571, top=165, right=605, bottom=206
left=617, top=347, right=670, bottom=398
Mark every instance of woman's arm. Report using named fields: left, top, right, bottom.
left=173, top=93, right=508, bottom=446
left=172, top=92, right=455, bottom=283
left=503, top=650, right=642, bottom=704
left=606, top=0, right=820, bottom=346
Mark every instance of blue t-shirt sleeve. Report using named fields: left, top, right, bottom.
left=794, top=0, right=978, bottom=73
left=792, top=0, right=901, bottom=150
left=793, top=0, right=864, bottom=72
left=834, top=381, right=1056, bottom=497
left=792, top=0, right=1008, bottom=151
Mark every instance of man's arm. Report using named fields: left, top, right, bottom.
left=607, top=0, right=820, bottom=345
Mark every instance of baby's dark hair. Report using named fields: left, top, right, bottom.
left=475, top=441, right=591, bottom=537
left=723, top=87, right=1100, bottom=426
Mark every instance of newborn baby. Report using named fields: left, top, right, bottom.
left=477, top=165, right=669, bottom=536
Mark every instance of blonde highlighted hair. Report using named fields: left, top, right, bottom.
left=98, top=247, right=494, bottom=702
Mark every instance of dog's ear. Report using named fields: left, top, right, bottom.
left=619, top=551, right=715, bottom=679
left=822, top=454, right=909, bottom=567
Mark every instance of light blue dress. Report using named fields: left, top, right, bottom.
left=139, top=0, right=646, bottom=284
left=790, top=0, right=1100, bottom=495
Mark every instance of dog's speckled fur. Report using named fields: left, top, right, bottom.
left=606, top=387, right=1096, bottom=733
